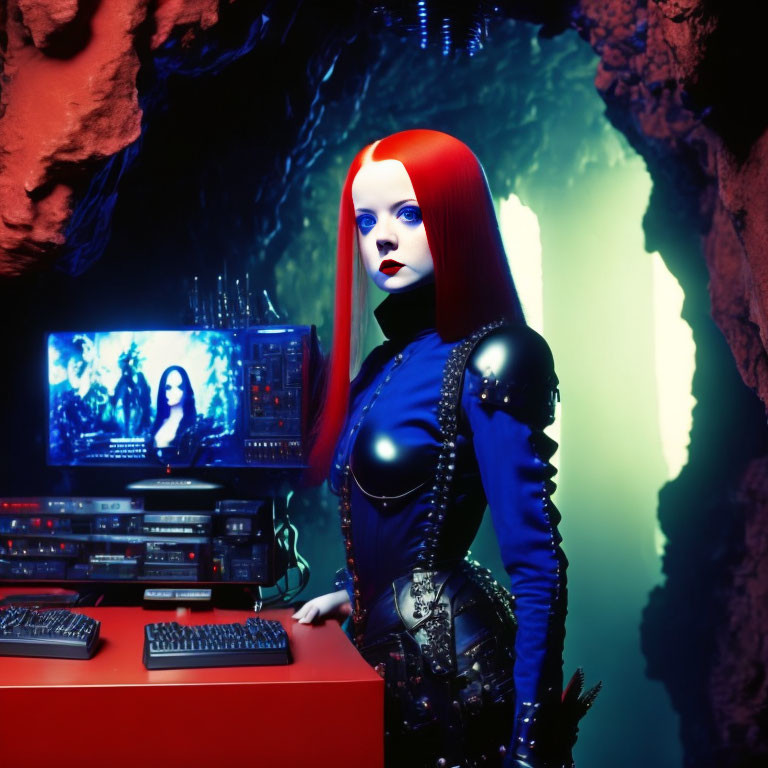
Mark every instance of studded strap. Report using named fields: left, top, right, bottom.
left=416, top=319, right=505, bottom=570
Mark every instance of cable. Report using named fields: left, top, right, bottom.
left=254, top=516, right=311, bottom=609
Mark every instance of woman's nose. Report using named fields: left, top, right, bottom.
left=376, top=220, right=398, bottom=254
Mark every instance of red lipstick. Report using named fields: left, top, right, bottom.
left=379, top=259, right=404, bottom=276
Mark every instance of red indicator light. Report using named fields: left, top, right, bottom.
left=213, top=564, right=218, bottom=573
left=31, top=518, right=41, bottom=528
left=274, top=396, right=279, bottom=405
left=165, top=464, right=172, bottom=475
left=278, top=419, right=284, bottom=427
left=60, top=543, right=66, bottom=550
left=7, top=541, right=12, bottom=549
left=188, top=552, right=195, bottom=560
left=265, top=385, right=271, bottom=392
left=253, top=385, right=260, bottom=392
left=46, top=520, right=54, bottom=528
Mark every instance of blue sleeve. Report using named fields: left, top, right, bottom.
left=461, top=368, right=568, bottom=752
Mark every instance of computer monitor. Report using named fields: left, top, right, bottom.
left=47, top=327, right=316, bottom=469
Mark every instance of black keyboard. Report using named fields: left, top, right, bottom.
left=0, top=606, right=100, bottom=659
left=143, top=617, right=291, bottom=670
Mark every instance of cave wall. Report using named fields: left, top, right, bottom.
left=2, top=1, right=766, bottom=409
left=569, top=3, right=768, bottom=764
left=0, top=0, right=217, bottom=273
left=1, top=1, right=768, bottom=766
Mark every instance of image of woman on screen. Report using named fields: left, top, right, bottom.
left=294, top=130, right=596, bottom=768
left=151, top=365, right=198, bottom=461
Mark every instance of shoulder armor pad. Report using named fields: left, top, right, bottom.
left=464, top=324, right=559, bottom=429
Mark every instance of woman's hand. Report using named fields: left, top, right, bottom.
left=291, top=590, right=352, bottom=624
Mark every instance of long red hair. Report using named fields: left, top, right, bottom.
left=306, top=129, right=524, bottom=484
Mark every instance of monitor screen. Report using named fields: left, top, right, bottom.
left=47, top=328, right=309, bottom=468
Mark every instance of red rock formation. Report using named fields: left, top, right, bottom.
left=17, top=0, right=79, bottom=49
left=716, top=135, right=768, bottom=406
left=152, top=0, right=221, bottom=49
left=705, top=197, right=768, bottom=399
left=0, top=0, right=224, bottom=275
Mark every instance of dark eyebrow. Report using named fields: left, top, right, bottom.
left=354, top=199, right=419, bottom=214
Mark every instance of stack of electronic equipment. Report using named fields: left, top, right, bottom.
left=0, top=321, right=317, bottom=668
left=0, top=497, right=276, bottom=587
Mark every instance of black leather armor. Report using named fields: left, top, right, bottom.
left=330, top=286, right=573, bottom=767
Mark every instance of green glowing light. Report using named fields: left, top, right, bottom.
left=651, top=252, right=696, bottom=482
left=498, top=193, right=562, bottom=451
left=498, top=189, right=695, bottom=562
left=651, top=252, right=696, bottom=557
left=498, top=194, right=543, bottom=333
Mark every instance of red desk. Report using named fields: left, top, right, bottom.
left=0, top=604, right=383, bottom=768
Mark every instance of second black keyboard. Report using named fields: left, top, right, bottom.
left=143, top=617, right=291, bottom=670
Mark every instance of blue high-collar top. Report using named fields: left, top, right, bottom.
left=330, top=281, right=567, bottom=726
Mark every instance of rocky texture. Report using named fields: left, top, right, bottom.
left=16, top=0, right=79, bottom=49
left=0, top=0, right=236, bottom=275
left=709, top=456, right=768, bottom=764
left=716, top=136, right=768, bottom=405
left=151, top=0, right=221, bottom=49
left=705, top=198, right=768, bottom=397
left=0, top=0, right=143, bottom=273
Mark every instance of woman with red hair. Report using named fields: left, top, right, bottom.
left=294, top=130, right=593, bottom=767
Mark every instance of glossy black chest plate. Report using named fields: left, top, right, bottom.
left=344, top=334, right=449, bottom=502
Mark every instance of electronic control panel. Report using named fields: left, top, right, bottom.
left=0, top=497, right=275, bottom=586
left=242, top=328, right=308, bottom=467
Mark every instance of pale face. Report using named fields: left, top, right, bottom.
left=164, top=369, right=185, bottom=408
left=351, top=160, right=434, bottom=293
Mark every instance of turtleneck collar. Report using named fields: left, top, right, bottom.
left=373, top=281, right=437, bottom=342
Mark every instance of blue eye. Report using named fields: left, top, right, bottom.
left=356, top=214, right=376, bottom=235
left=397, top=206, right=422, bottom=225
